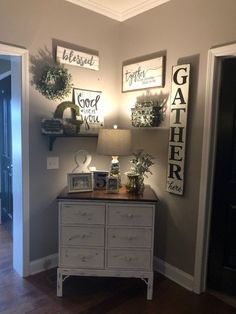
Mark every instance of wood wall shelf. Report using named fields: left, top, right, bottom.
left=43, top=133, right=98, bottom=151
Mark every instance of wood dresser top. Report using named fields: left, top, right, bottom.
left=57, top=185, right=158, bottom=203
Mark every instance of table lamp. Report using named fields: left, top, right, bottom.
left=97, top=125, right=132, bottom=183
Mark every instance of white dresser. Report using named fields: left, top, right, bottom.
left=57, top=185, right=157, bottom=300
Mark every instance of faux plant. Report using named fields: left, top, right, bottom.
left=129, top=149, right=155, bottom=178
left=36, top=64, right=72, bottom=100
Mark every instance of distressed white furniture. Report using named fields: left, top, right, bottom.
left=57, top=185, right=158, bottom=300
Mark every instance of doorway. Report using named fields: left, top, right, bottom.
left=207, top=57, right=236, bottom=295
left=193, top=43, right=236, bottom=294
left=0, top=44, right=29, bottom=277
left=0, top=74, right=13, bottom=235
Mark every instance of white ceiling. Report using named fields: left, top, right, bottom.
left=65, top=0, right=171, bottom=22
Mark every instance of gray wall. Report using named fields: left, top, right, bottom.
left=0, top=0, right=235, bottom=275
left=119, top=0, right=236, bottom=274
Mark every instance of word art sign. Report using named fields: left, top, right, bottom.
left=73, top=88, right=104, bottom=133
left=57, top=46, right=99, bottom=71
left=167, top=64, right=190, bottom=195
left=122, top=56, right=164, bottom=92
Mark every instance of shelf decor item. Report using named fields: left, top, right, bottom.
left=126, top=149, right=154, bottom=194
left=67, top=172, right=93, bottom=193
left=106, top=176, right=119, bottom=193
left=35, top=63, right=72, bottom=100
left=53, top=101, right=83, bottom=135
left=93, top=171, right=109, bottom=190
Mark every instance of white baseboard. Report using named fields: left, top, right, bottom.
left=30, top=253, right=194, bottom=292
left=154, top=256, right=194, bottom=291
left=30, top=253, right=58, bottom=275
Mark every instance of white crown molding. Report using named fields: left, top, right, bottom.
left=121, top=0, right=171, bottom=21
left=65, top=0, right=171, bottom=22
left=65, top=0, right=122, bottom=21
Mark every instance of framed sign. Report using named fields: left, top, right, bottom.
left=93, top=171, right=109, bottom=190
left=73, top=88, right=104, bottom=133
left=167, top=64, right=190, bottom=195
left=106, top=176, right=119, bottom=193
left=122, top=56, right=164, bottom=92
left=57, top=45, right=99, bottom=71
left=68, top=173, right=93, bottom=193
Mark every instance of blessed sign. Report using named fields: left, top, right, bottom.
left=167, top=64, right=190, bottom=195
left=122, top=56, right=164, bottom=92
left=73, top=88, right=104, bottom=133
left=57, top=46, right=99, bottom=71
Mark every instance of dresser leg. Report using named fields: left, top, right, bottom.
left=147, top=273, right=154, bottom=300
left=57, top=269, right=63, bottom=297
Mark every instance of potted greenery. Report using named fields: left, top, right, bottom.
left=126, top=149, right=154, bottom=194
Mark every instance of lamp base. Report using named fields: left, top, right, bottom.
left=110, top=156, right=121, bottom=186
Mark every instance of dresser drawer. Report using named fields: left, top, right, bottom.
left=61, top=226, right=104, bottom=247
left=60, top=203, right=105, bottom=225
left=107, top=204, right=153, bottom=226
left=107, top=227, right=152, bottom=248
left=60, top=247, right=104, bottom=268
left=107, top=249, right=151, bottom=270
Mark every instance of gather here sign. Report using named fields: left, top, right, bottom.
left=167, top=64, right=190, bottom=195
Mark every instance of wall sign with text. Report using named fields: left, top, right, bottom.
left=57, top=45, right=99, bottom=71
left=122, top=56, right=164, bottom=92
left=167, top=64, right=190, bottom=195
left=73, top=88, right=104, bottom=133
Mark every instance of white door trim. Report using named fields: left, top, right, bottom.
left=193, top=43, right=236, bottom=293
left=0, top=43, right=29, bottom=277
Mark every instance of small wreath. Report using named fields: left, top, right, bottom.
left=36, top=64, right=72, bottom=100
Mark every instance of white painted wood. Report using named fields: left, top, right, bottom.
left=60, top=247, right=104, bottom=268
left=0, top=44, right=29, bottom=277
left=61, top=203, right=105, bottom=224
left=107, top=204, right=153, bottom=226
left=167, top=64, right=190, bottom=195
left=30, top=253, right=58, bottom=275
left=194, top=43, right=236, bottom=294
left=154, top=257, right=194, bottom=291
left=107, top=249, right=151, bottom=269
left=57, top=200, right=156, bottom=299
left=57, top=46, right=99, bottom=71
left=107, top=227, right=152, bottom=248
left=61, top=226, right=104, bottom=246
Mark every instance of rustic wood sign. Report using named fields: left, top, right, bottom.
left=167, top=64, right=190, bottom=195
left=56, top=46, right=99, bottom=71
left=122, top=56, right=164, bottom=92
left=73, top=88, right=104, bottom=133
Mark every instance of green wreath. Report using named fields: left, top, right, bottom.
left=36, top=64, right=72, bottom=100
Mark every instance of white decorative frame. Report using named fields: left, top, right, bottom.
left=68, top=173, right=93, bottom=193
left=122, top=56, right=164, bottom=92
left=106, top=176, right=119, bottom=193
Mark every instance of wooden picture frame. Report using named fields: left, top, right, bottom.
left=106, top=176, right=119, bottom=193
left=122, top=56, right=164, bottom=92
left=93, top=171, right=109, bottom=190
left=68, top=172, right=93, bottom=193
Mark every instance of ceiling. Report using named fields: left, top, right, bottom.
left=65, top=0, right=171, bottom=22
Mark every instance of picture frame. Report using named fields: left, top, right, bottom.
left=122, top=55, right=164, bottom=92
left=93, top=171, right=109, bottom=190
left=68, top=172, right=93, bottom=193
left=106, top=176, right=119, bottom=193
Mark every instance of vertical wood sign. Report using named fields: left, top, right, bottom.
left=167, top=64, right=190, bottom=195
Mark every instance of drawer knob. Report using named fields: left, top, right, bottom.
left=127, top=213, right=133, bottom=218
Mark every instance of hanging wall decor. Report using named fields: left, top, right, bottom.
left=35, top=64, right=72, bottom=100
left=167, top=64, right=190, bottom=195
left=73, top=88, right=104, bottom=133
left=57, top=45, right=99, bottom=71
left=122, top=55, right=164, bottom=92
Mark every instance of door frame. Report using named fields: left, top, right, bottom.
left=193, top=43, right=236, bottom=293
left=0, top=43, right=29, bottom=277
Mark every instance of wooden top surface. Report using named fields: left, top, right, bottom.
left=57, top=185, right=158, bottom=203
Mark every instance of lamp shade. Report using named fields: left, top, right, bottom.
left=97, top=128, right=132, bottom=156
